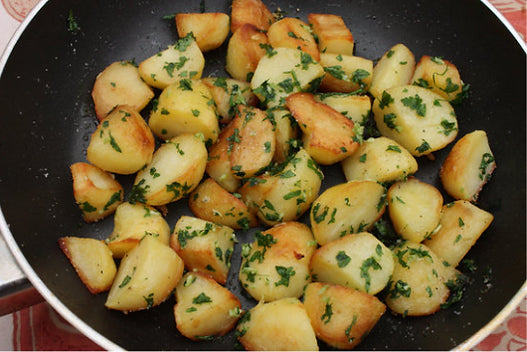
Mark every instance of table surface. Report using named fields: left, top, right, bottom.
left=0, top=0, right=525, bottom=350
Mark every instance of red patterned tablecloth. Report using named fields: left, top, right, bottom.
left=0, top=0, right=525, bottom=350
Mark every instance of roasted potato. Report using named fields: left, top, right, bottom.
left=314, top=93, right=371, bottom=128
left=411, top=55, right=465, bottom=102
left=58, top=236, right=117, bottom=294
left=230, top=0, right=274, bottom=33
left=307, top=14, right=354, bottom=56
left=225, top=24, right=268, bottom=82
left=86, top=105, right=155, bottom=175
left=267, top=17, right=320, bottom=61
left=440, top=130, right=496, bottom=202
left=268, top=107, right=299, bottom=162
left=70, top=162, right=124, bottom=223
left=175, top=13, right=230, bottom=52
left=319, top=53, right=373, bottom=93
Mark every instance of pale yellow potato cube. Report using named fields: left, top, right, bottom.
left=225, top=24, right=268, bottom=82
left=267, top=17, right=320, bottom=61
left=319, top=53, right=373, bottom=93
left=411, top=55, right=464, bottom=102
left=307, top=14, right=354, bottom=56
left=175, top=13, right=230, bottom=52
left=231, top=0, right=274, bottom=33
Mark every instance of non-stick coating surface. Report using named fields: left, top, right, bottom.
left=0, top=0, right=525, bottom=350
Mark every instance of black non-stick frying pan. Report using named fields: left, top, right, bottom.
left=0, top=0, right=525, bottom=350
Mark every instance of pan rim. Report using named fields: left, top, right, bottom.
left=0, top=0, right=525, bottom=350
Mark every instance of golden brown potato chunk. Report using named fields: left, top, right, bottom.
left=226, top=24, right=268, bottom=82
left=307, top=14, right=354, bottom=56
left=175, top=13, right=230, bottom=52
left=319, top=53, right=373, bottom=93
left=231, top=0, right=274, bottom=33
left=267, top=17, right=320, bottom=61
left=411, top=55, right=465, bottom=102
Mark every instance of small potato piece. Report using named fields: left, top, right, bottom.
left=251, top=47, right=325, bottom=108
left=384, top=241, right=458, bottom=316
left=91, top=61, right=154, bottom=121
left=132, top=134, right=207, bottom=206
left=307, top=14, right=354, bottom=56
left=387, top=178, right=443, bottom=243
left=189, top=178, right=258, bottom=230
left=58, top=236, right=117, bottom=294
left=310, top=181, right=386, bottom=246
left=70, top=162, right=124, bottom=223
left=236, top=298, right=319, bottom=351
left=105, top=202, right=170, bottom=258
left=202, top=77, right=258, bottom=123
left=369, top=43, right=416, bottom=100
left=304, top=282, right=386, bottom=350
left=225, top=24, right=268, bottom=82
left=269, top=108, right=299, bottom=162
left=87, top=106, right=155, bottom=175
left=105, top=235, right=184, bottom=313
left=411, top=55, right=465, bottom=102
left=148, top=79, right=219, bottom=144
left=372, top=85, right=458, bottom=156
left=319, top=53, right=373, bottom=93
left=206, top=121, right=241, bottom=192
left=138, top=33, right=205, bottom=89
left=315, top=93, right=371, bottom=128
left=229, top=105, right=276, bottom=179
left=171, top=216, right=236, bottom=284
left=341, top=136, right=418, bottom=183
left=239, top=222, right=317, bottom=302
left=175, top=13, right=230, bottom=52
left=174, top=272, right=242, bottom=340
left=267, top=17, right=320, bottom=61
left=231, top=0, right=274, bottom=33
left=309, top=232, right=394, bottom=295
left=440, top=130, right=496, bottom=202
left=287, top=92, right=359, bottom=165
left=424, top=200, right=494, bottom=267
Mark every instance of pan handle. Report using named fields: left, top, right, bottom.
left=0, top=237, right=43, bottom=316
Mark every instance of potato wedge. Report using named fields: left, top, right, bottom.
left=304, top=282, right=385, bottom=350
left=239, top=222, right=316, bottom=302
left=70, top=162, right=124, bottom=223
left=206, top=121, right=241, bottom=193
left=369, top=43, right=416, bottom=100
left=310, top=180, right=386, bottom=246
left=171, top=216, right=236, bottom=284
left=424, top=200, right=494, bottom=267
left=268, top=108, right=299, bottom=162
left=387, top=177, right=443, bottom=243
left=105, top=235, right=184, bottom=313
left=138, top=33, right=204, bottom=89
left=131, top=134, right=207, bottom=206
left=314, top=93, right=371, bottom=128
left=309, top=232, right=394, bottom=295
left=267, top=17, right=320, bottom=61
left=440, top=130, right=496, bottom=202
left=341, top=136, right=418, bottom=183
left=189, top=178, right=258, bottom=230
left=174, top=272, right=242, bottom=340
left=307, top=14, right=354, bottom=56
left=58, top=236, right=117, bottom=294
left=286, top=92, right=359, bottom=165
left=225, top=24, right=268, bottom=82
left=372, top=85, right=458, bottom=156
left=86, top=105, right=155, bottom=175
left=411, top=55, right=465, bottom=102
left=319, top=53, right=373, bottom=93
left=105, top=202, right=170, bottom=258
left=175, top=13, right=230, bottom=52
left=231, top=0, right=274, bottom=33
left=148, top=79, right=219, bottom=144
left=91, top=61, right=154, bottom=121
left=236, top=298, right=318, bottom=351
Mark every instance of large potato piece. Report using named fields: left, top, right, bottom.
left=58, top=236, right=117, bottom=294
left=251, top=47, right=324, bottom=108
left=70, top=162, right=123, bottom=223
left=138, top=33, right=205, bottom=89
left=369, top=43, right=416, bottom=100
left=91, top=61, right=154, bottom=121
left=310, top=181, right=386, bottom=245
left=267, top=17, right=320, bottom=61
left=174, top=272, right=242, bottom=340
left=387, top=178, right=443, bottom=243
left=286, top=92, right=359, bottom=165
left=105, top=202, right=170, bottom=258
left=171, top=216, right=236, bottom=284
left=440, top=130, right=496, bottom=202
left=225, top=24, right=268, bottom=82
left=341, top=136, right=418, bottom=183
left=372, top=85, right=458, bottom=156
left=148, top=79, right=219, bottom=144
left=411, top=55, right=465, bottom=102
left=307, top=14, right=354, bottom=56
left=314, top=93, right=371, bottom=127
left=384, top=241, right=458, bottom=316
left=303, top=282, right=385, bottom=350
left=105, top=235, right=184, bottom=313
left=239, top=222, right=316, bottom=302
left=309, top=232, right=394, bottom=295
left=424, top=200, right=494, bottom=267
left=86, top=105, right=155, bottom=175
left=236, top=298, right=318, bottom=351
left=131, top=134, right=207, bottom=206
left=175, top=13, right=230, bottom=52
left=206, top=121, right=241, bottom=193
left=319, top=53, right=373, bottom=93
left=231, top=0, right=274, bottom=33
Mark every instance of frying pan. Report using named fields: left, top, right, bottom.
left=0, top=0, right=525, bottom=350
